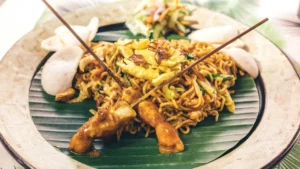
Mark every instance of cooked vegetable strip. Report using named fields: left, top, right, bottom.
left=152, top=72, right=175, bottom=86
left=138, top=101, right=184, bottom=154
left=224, top=90, right=235, bottom=113
left=211, top=74, right=234, bottom=81
left=198, top=78, right=217, bottom=98
left=123, top=73, right=132, bottom=87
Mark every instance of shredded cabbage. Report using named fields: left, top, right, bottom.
left=125, top=0, right=194, bottom=39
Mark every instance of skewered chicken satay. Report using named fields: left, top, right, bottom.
left=121, top=87, right=142, bottom=105
left=69, top=101, right=136, bottom=153
left=69, top=87, right=141, bottom=154
left=138, top=101, right=184, bottom=154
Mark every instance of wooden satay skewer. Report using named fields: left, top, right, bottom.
left=41, top=0, right=126, bottom=88
left=130, top=18, right=269, bottom=107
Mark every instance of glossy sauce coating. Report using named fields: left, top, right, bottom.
left=69, top=101, right=136, bottom=153
left=138, top=100, right=184, bottom=154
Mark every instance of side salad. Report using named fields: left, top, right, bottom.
left=126, top=0, right=196, bottom=39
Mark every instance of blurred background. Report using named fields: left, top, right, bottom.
left=0, top=0, right=299, bottom=169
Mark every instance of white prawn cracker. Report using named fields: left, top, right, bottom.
left=223, top=48, right=259, bottom=79
left=41, top=17, right=99, bottom=51
left=188, top=25, right=245, bottom=48
left=42, top=46, right=83, bottom=96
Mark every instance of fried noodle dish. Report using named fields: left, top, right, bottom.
left=62, top=38, right=241, bottom=155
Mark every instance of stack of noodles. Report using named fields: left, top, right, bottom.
left=69, top=38, right=241, bottom=139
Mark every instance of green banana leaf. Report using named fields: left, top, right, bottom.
left=29, top=25, right=261, bottom=169
left=274, top=141, right=300, bottom=169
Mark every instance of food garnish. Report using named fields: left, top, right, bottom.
left=126, top=0, right=196, bottom=39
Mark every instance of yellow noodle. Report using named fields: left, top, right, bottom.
left=72, top=39, right=239, bottom=138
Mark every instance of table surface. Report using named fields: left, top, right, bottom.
left=0, top=0, right=299, bottom=169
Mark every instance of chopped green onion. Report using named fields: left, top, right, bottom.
left=211, top=74, right=234, bottom=81
left=200, top=86, right=206, bottom=94
left=185, top=52, right=195, bottom=60
left=115, top=60, right=119, bottom=72
left=98, top=86, right=103, bottom=94
left=197, top=84, right=206, bottom=95
left=123, top=73, right=132, bottom=87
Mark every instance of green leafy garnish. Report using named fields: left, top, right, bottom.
left=123, top=73, right=132, bottom=87
left=211, top=74, right=234, bottom=81
left=123, top=31, right=146, bottom=39
left=166, top=34, right=189, bottom=40
left=185, top=52, right=195, bottom=60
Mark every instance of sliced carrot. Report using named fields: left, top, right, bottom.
left=146, top=22, right=152, bottom=28
left=178, top=31, right=185, bottom=37
left=146, top=15, right=153, bottom=24
left=91, top=67, right=104, bottom=76
left=181, top=20, right=198, bottom=25
left=176, top=5, right=184, bottom=9
left=158, top=8, right=170, bottom=22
